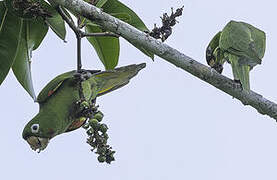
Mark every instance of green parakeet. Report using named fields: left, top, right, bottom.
left=22, top=63, right=146, bottom=152
left=206, top=20, right=266, bottom=91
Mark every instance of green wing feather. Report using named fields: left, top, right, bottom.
left=220, top=21, right=263, bottom=66
left=242, top=22, right=266, bottom=60
left=36, top=70, right=76, bottom=103
left=89, top=63, right=146, bottom=99
left=36, top=63, right=146, bottom=103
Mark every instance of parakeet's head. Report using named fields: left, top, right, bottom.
left=22, top=111, right=60, bottom=153
left=206, top=31, right=224, bottom=73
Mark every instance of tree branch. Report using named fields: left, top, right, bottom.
left=52, top=0, right=277, bottom=121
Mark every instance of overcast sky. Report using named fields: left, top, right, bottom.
left=1, top=0, right=277, bottom=179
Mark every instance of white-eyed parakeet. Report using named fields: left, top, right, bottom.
left=206, top=20, right=266, bottom=91
left=22, top=63, right=146, bottom=152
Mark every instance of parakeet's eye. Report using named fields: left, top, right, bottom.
left=31, top=124, right=39, bottom=133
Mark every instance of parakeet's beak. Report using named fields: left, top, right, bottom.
left=26, top=136, right=49, bottom=153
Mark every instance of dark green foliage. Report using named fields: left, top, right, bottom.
left=0, top=2, right=22, bottom=86
left=0, top=0, right=66, bottom=99
left=86, top=23, right=120, bottom=70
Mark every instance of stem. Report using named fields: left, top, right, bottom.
left=56, top=6, right=82, bottom=71
left=77, top=34, right=82, bottom=71
left=56, top=6, right=79, bottom=35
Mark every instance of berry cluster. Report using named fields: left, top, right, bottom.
left=8, top=0, right=51, bottom=19
left=149, top=6, right=184, bottom=42
left=82, top=111, right=115, bottom=164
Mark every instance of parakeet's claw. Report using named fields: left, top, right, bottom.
left=26, top=136, right=49, bottom=153
left=225, top=57, right=231, bottom=64
left=73, top=70, right=94, bottom=82
left=73, top=71, right=89, bottom=81
left=211, top=63, right=223, bottom=74
left=233, top=79, right=243, bottom=90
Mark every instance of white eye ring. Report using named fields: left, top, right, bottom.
left=31, top=124, right=39, bottom=133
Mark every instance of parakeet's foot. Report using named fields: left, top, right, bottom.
left=73, top=69, right=101, bottom=82
left=233, top=79, right=243, bottom=90
left=211, top=63, right=223, bottom=74
left=73, top=70, right=92, bottom=81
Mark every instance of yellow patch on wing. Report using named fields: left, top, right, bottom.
left=99, top=87, right=114, bottom=94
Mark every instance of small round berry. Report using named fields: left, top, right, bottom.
left=103, top=133, right=109, bottom=140
left=100, top=124, right=108, bottom=133
left=86, top=128, right=94, bottom=136
left=82, top=123, right=89, bottom=129
left=88, top=119, right=99, bottom=127
left=98, top=155, right=106, bottom=163
left=94, top=111, right=104, bottom=122
left=97, top=146, right=107, bottom=154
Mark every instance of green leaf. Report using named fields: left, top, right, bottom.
left=101, top=0, right=154, bottom=59
left=43, top=2, right=66, bottom=40
left=102, top=0, right=148, bottom=31
left=86, top=23, right=119, bottom=70
left=0, top=3, right=23, bottom=85
left=12, top=19, right=48, bottom=100
left=110, top=12, right=131, bottom=22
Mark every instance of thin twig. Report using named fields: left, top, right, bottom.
left=56, top=6, right=119, bottom=38
left=53, top=0, right=277, bottom=121
left=56, top=6, right=80, bottom=35
left=77, top=35, right=82, bottom=70
left=56, top=6, right=83, bottom=70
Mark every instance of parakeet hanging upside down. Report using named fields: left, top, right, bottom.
left=22, top=63, right=146, bottom=152
left=206, top=20, right=266, bottom=91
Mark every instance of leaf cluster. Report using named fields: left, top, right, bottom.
left=0, top=0, right=154, bottom=99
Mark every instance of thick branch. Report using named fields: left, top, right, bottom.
left=52, top=0, right=277, bottom=121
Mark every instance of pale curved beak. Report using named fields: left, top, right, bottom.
left=26, top=136, right=49, bottom=153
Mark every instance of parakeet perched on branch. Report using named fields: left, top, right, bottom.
left=206, top=20, right=266, bottom=91
left=22, top=63, right=146, bottom=152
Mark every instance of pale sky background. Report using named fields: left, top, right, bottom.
left=1, top=0, right=277, bottom=179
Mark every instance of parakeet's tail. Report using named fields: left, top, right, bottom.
left=229, top=55, right=250, bottom=91
left=93, top=63, right=146, bottom=96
